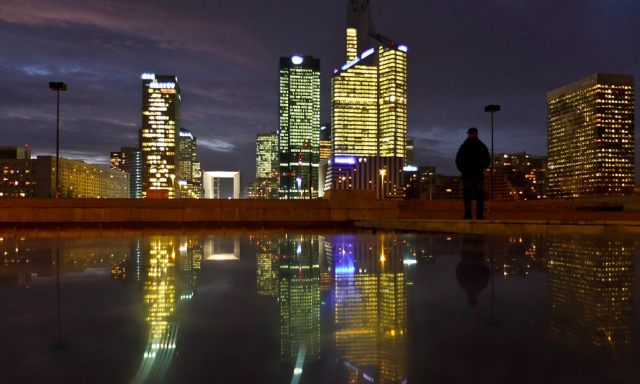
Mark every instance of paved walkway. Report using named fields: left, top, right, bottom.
left=355, top=219, right=640, bottom=234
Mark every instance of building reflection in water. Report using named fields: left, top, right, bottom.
left=332, top=234, right=407, bottom=384
left=128, top=236, right=201, bottom=384
left=0, top=237, right=131, bottom=287
left=547, top=236, right=634, bottom=355
left=279, top=235, right=321, bottom=366
left=255, top=237, right=279, bottom=299
left=251, top=234, right=409, bottom=383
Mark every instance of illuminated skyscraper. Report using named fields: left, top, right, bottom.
left=278, top=56, right=321, bottom=199
left=111, top=146, right=142, bottom=198
left=547, top=236, right=634, bottom=353
left=256, top=132, right=279, bottom=178
left=319, top=124, right=332, bottom=161
left=140, top=73, right=181, bottom=199
left=547, top=74, right=634, bottom=197
left=279, top=235, right=321, bottom=363
left=332, top=4, right=407, bottom=159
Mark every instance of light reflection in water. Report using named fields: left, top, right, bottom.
left=128, top=236, right=201, bottom=384
left=547, top=235, right=635, bottom=355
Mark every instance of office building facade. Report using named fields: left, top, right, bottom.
left=0, top=146, right=31, bottom=160
left=1, top=156, right=129, bottom=198
left=111, top=146, right=142, bottom=198
left=404, top=139, right=414, bottom=166
left=140, top=73, right=181, bottom=199
left=256, top=132, right=279, bottom=178
left=547, top=74, right=634, bottom=198
left=332, top=7, right=407, bottom=159
left=278, top=56, right=321, bottom=199
left=319, top=124, right=332, bottom=161
left=323, top=156, right=405, bottom=199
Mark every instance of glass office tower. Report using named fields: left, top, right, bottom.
left=178, top=128, right=195, bottom=182
left=256, top=132, right=279, bottom=178
left=110, top=146, right=142, bottom=198
left=547, top=74, right=634, bottom=197
left=140, top=73, right=181, bottom=199
left=278, top=56, right=321, bottom=199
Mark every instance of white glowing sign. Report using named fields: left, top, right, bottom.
left=141, top=73, right=155, bottom=80
left=150, top=82, right=176, bottom=89
left=361, top=48, right=375, bottom=59
left=398, top=45, right=408, bottom=52
left=291, top=56, right=304, bottom=65
left=334, top=156, right=357, bottom=165
left=179, top=131, right=193, bottom=139
left=403, top=165, right=418, bottom=172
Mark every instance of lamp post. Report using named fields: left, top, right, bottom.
left=379, top=169, right=387, bottom=200
left=484, top=105, right=500, bottom=201
left=49, top=82, right=67, bottom=198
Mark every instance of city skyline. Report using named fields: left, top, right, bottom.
left=1, top=0, right=639, bottom=187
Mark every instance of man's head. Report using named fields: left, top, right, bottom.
left=466, top=127, right=478, bottom=138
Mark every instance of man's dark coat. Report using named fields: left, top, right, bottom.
left=455, top=137, right=491, bottom=182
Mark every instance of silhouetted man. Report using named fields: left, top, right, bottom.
left=455, top=128, right=491, bottom=220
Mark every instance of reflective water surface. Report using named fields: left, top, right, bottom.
left=1, top=234, right=639, bottom=384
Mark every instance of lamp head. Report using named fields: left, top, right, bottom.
left=484, top=105, right=500, bottom=113
left=49, top=82, right=67, bottom=91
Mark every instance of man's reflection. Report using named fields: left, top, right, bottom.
left=547, top=236, right=634, bottom=355
left=332, top=234, right=407, bottom=384
left=455, top=235, right=491, bottom=306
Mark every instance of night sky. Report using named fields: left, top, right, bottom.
left=2, top=0, right=639, bottom=187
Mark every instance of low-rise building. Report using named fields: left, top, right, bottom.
left=0, top=152, right=129, bottom=198
left=322, top=156, right=405, bottom=199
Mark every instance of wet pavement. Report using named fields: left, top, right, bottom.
left=1, top=233, right=639, bottom=384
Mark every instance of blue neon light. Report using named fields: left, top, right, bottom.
left=335, top=267, right=355, bottom=274
left=341, top=57, right=360, bottom=71
left=361, top=48, right=375, bottom=59
left=398, top=45, right=408, bottom=52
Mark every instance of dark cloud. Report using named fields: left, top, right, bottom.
left=0, top=0, right=638, bottom=183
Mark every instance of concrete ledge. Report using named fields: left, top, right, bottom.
left=355, top=219, right=640, bottom=235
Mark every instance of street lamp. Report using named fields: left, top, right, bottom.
left=379, top=169, right=387, bottom=200
left=49, top=82, right=67, bottom=198
left=484, top=105, right=500, bottom=201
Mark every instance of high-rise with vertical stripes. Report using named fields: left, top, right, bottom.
left=278, top=56, right=321, bottom=199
